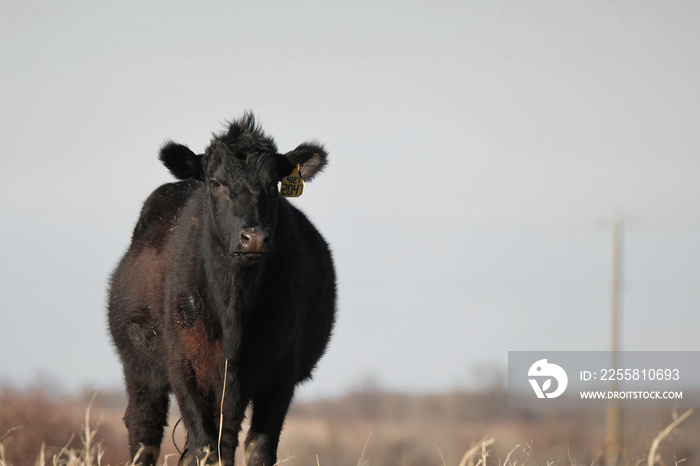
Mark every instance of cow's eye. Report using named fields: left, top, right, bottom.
left=209, top=179, right=222, bottom=190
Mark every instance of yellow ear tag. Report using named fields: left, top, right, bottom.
left=280, top=164, right=305, bottom=198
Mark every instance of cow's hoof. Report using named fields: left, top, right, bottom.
left=132, top=445, right=159, bottom=466
left=180, top=449, right=213, bottom=466
left=181, top=448, right=225, bottom=466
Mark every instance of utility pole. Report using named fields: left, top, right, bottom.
left=606, top=217, right=623, bottom=466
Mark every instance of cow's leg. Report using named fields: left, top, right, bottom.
left=122, top=363, right=170, bottom=466
left=175, top=376, right=249, bottom=466
left=215, top=373, right=251, bottom=465
left=171, top=372, right=221, bottom=466
left=171, top=311, right=240, bottom=465
left=172, top=361, right=249, bottom=466
left=244, top=384, right=296, bottom=466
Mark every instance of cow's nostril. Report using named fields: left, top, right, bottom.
left=239, top=228, right=269, bottom=253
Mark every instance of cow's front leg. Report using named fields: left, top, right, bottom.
left=215, top=372, right=250, bottom=465
left=170, top=295, right=237, bottom=464
left=178, top=358, right=250, bottom=466
left=244, top=384, right=296, bottom=466
left=169, top=339, right=226, bottom=462
left=171, top=370, right=221, bottom=466
left=176, top=378, right=248, bottom=466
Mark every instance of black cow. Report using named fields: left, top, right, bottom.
left=108, top=114, right=336, bottom=466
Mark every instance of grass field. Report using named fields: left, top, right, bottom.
left=0, top=386, right=695, bottom=466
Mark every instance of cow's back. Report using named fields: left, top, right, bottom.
left=132, top=179, right=201, bottom=242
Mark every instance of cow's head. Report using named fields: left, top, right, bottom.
left=159, top=114, right=327, bottom=262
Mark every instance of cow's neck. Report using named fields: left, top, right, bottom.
left=199, top=235, right=268, bottom=365
left=200, top=233, right=266, bottom=313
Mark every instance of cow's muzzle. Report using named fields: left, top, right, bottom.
left=237, top=227, right=274, bottom=255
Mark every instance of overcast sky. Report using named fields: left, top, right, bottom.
left=1, top=1, right=699, bottom=399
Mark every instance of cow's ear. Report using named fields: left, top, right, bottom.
left=159, top=141, right=203, bottom=180
left=283, top=142, right=328, bottom=181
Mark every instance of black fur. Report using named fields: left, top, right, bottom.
left=285, top=142, right=328, bottom=181
left=159, top=142, right=203, bottom=180
left=108, top=114, right=336, bottom=466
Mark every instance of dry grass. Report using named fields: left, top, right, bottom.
left=0, top=387, right=696, bottom=466
left=0, top=391, right=104, bottom=466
